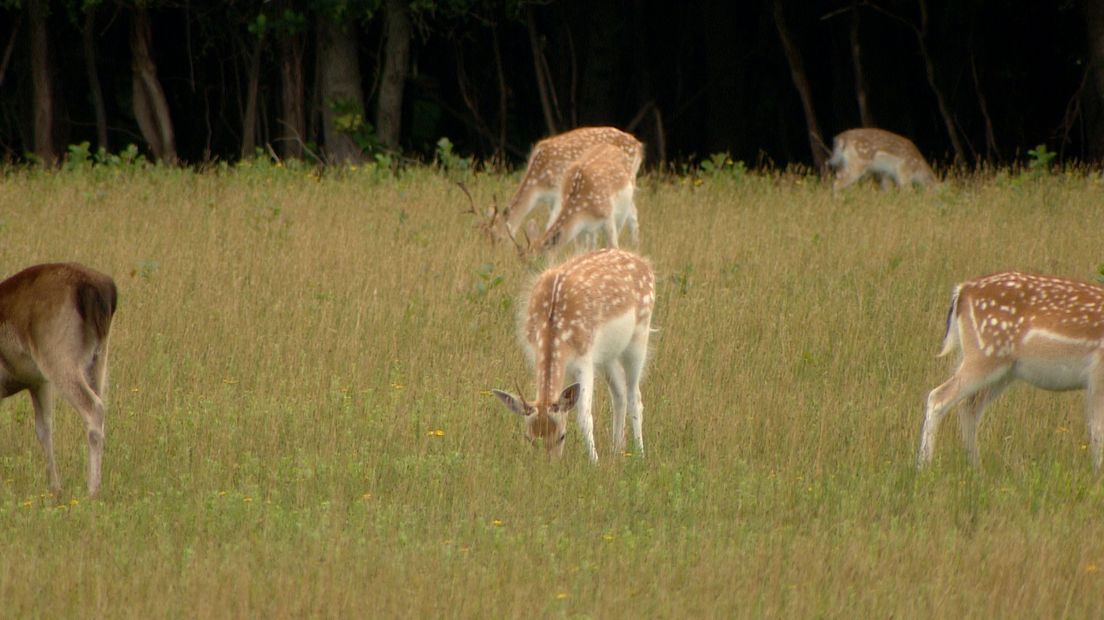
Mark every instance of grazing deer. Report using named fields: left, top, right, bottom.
left=529, top=143, right=640, bottom=257
left=504, top=126, right=643, bottom=238
left=827, top=128, right=937, bottom=191
left=0, top=263, right=117, bottom=496
left=491, top=249, right=655, bottom=462
left=918, top=272, right=1104, bottom=472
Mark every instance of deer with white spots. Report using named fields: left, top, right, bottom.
left=827, top=128, right=937, bottom=191
left=529, top=143, right=640, bottom=256
left=492, top=249, right=655, bottom=462
left=918, top=271, right=1104, bottom=472
left=0, top=263, right=117, bottom=497
left=503, top=126, right=643, bottom=239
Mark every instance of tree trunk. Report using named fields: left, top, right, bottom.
left=241, top=33, right=264, bottom=159
left=772, top=0, right=827, bottom=169
left=915, top=0, right=964, bottom=163
left=376, top=0, right=411, bottom=151
left=1083, top=0, right=1104, bottom=159
left=970, top=48, right=998, bottom=160
left=526, top=7, right=558, bottom=135
left=849, top=2, right=873, bottom=127
left=491, top=25, right=508, bottom=167
left=83, top=8, right=109, bottom=152
left=131, top=7, right=177, bottom=163
left=277, top=22, right=306, bottom=159
left=28, top=0, right=55, bottom=165
left=317, top=15, right=365, bottom=164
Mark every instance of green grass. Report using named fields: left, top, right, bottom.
left=1, top=164, right=1103, bottom=617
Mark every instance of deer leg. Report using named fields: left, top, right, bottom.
left=605, top=363, right=628, bottom=455
left=578, top=229, right=596, bottom=252
left=919, top=363, right=1009, bottom=468
left=623, top=198, right=641, bottom=247
left=88, top=342, right=110, bottom=400
left=624, top=333, right=649, bottom=457
left=29, top=385, right=61, bottom=495
left=506, top=188, right=541, bottom=236
left=573, top=364, right=599, bottom=463
left=49, top=368, right=106, bottom=497
left=956, top=379, right=1009, bottom=468
left=604, top=216, right=619, bottom=250
left=918, top=376, right=959, bottom=467
left=543, top=194, right=563, bottom=232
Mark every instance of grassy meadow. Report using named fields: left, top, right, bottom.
left=1, top=161, right=1103, bottom=617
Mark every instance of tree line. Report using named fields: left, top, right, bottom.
left=1, top=0, right=1102, bottom=169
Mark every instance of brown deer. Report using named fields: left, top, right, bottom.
left=491, top=249, right=655, bottom=462
left=530, top=143, right=640, bottom=256
left=0, top=263, right=117, bottom=496
left=504, top=126, right=643, bottom=238
left=918, top=272, right=1104, bottom=472
left=827, top=128, right=937, bottom=191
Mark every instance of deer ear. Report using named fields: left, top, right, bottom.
left=555, top=383, right=581, bottom=412
left=492, top=389, right=531, bottom=417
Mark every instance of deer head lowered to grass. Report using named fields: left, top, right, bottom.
left=0, top=263, right=117, bottom=497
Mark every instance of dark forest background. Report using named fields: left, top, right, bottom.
left=1, top=0, right=1103, bottom=170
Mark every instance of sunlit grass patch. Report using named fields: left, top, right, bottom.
left=0, top=167, right=1101, bottom=617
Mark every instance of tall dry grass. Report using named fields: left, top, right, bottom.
left=0, top=163, right=1102, bottom=617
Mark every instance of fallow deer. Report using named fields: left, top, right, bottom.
left=491, top=249, right=655, bottom=462
left=504, top=126, right=643, bottom=238
left=827, top=128, right=937, bottom=191
left=0, top=263, right=117, bottom=496
left=529, top=143, right=640, bottom=256
left=918, top=272, right=1104, bottom=472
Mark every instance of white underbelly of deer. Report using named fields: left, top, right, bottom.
left=566, top=309, right=637, bottom=372
left=1013, top=355, right=1092, bottom=391
left=868, top=152, right=907, bottom=178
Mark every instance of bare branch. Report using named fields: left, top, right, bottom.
left=0, top=17, right=21, bottom=87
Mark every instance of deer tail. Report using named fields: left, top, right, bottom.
left=937, top=285, right=961, bottom=358
left=76, top=278, right=118, bottom=342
